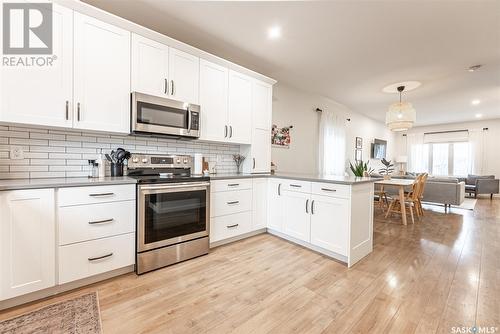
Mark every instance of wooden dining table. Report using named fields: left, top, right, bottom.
left=375, top=178, right=416, bottom=225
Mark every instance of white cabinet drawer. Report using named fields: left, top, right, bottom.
left=58, top=233, right=134, bottom=284
left=58, top=184, right=135, bottom=206
left=311, top=182, right=350, bottom=198
left=58, top=200, right=135, bottom=245
left=210, top=211, right=252, bottom=243
left=211, top=179, right=253, bottom=193
left=210, top=189, right=252, bottom=217
left=281, top=180, right=312, bottom=193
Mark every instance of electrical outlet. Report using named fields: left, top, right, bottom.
left=10, top=147, right=24, bottom=160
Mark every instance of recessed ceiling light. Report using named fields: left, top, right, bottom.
left=268, top=26, right=281, bottom=39
left=468, top=64, right=482, bottom=72
left=471, top=99, right=481, bottom=105
left=475, top=113, right=483, bottom=118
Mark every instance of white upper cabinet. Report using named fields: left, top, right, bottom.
left=199, top=59, right=228, bottom=142
left=250, top=128, right=271, bottom=173
left=131, top=33, right=169, bottom=97
left=228, top=70, right=253, bottom=144
left=0, top=4, right=73, bottom=128
left=252, top=80, right=272, bottom=130
left=0, top=189, right=55, bottom=300
left=169, top=48, right=200, bottom=104
left=73, top=13, right=131, bottom=133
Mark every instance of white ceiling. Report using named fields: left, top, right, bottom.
left=83, top=0, right=500, bottom=126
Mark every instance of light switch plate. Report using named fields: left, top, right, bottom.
left=10, top=147, right=24, bottom=160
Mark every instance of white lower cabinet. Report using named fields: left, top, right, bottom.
left=252, top=178, right=268, bottom=230
left=210, top=212, right=252, bottom=243
left=267, top=179, right=284, bottom=232
left=58, top=233, right=134, bottom=284
left=282, top=190, right=311, bottom=242
left=58, top=200, right=135, bottom=245
left=310, top=194, right=349, bottom=256
left=0, top=189, right=55, bottom=300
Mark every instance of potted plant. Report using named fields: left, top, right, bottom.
left=379, top=158, right=395, bottom=180
left=349, top=160, right=374, bottom=177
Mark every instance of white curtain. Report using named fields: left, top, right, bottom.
left=468, top=129, right=485, bottom=175
left=318, top=110, right=346, bottom=175
left=407, top=133, right=429, bottom=173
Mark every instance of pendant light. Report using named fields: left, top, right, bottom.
left=386, top=85, right=416, bottom=132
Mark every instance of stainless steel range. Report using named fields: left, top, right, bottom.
left=127, top=153, right=210, bottom=274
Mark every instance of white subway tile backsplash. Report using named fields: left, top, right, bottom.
left=49, top=153, right=82, bottom=160
left=10, top=165, right=49, bottom=172
left=9, top=138, right=48, bottom=146
left=0, top=126, right=240, bottom=179
left=30, top=171, right=65, bottom=178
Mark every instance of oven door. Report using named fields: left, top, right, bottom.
left=131, top=92, right=200, bottom=138
left=137, top=182, right=210, bottom=252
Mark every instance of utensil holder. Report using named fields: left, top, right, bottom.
left=110, top=163, right=124, bottom=177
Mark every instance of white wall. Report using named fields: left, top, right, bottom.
left=271, top=82, right=396, bottom=174
left=395, top=119, right=500, bottom=177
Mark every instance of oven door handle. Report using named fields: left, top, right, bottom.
left=139, top=182, right=210, bottom=191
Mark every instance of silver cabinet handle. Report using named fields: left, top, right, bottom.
left=171, top=80, right=175, bottom=95
left=253, top=158, right=256, bottom=169
left=229, top=126, right=233, bottom=138
left=290, top=184, right=302, bottom=188
left=77, top=102, right=81, bottom=121
left=228, top=183, right=239, bottom=187
left=88, top=253, right=113, bottom=262
left=89, top=192, right=115, bottom=197
left=311, top=200, right=315, bottom=215
left=88, top=218, right=114, bottom=225
left=227, top=201, right=239, bottom=205
left=321, top=188, right=337, bottom=192
left=306, top=199, right=309, bottom=213
left=187, top=106, right=192, bottom=133
left=224, top=125, right=228, bottom=138
left=65, top=101, right=69, bottom=120
left=278, top=183, right=281, bottom=196
left=226, top=224, right=239, bottom=228
left=164, top=78, right=168, bottom=94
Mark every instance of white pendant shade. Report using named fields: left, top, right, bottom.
left=386, top=101, right=416, bottom=131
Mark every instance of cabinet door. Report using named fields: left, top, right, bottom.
left=252, top=80, right=272, bottom=130
left=131, top=34, right=169, bottom=97
left=267, top=179, right=284, bottom=232
left=310, top=194, right=349, bottom=256
left=169, top=47, right=199, bottom=104
left=282, top=191, right=311, bottom=242
left=0, top=189, right=55, bottom=300
left=252, top=178, right=268, bottom=230
left=251, top=128, right=271, bottom=173
left=73, top=13, right=131, bottom=133
left=199, top=59, right=228, bottom=142
left=0, top=4, right=73, bottom=128
left=228, top=70, right=252, bottom=144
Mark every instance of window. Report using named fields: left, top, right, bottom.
left=409, top=141, right=471, bottom=176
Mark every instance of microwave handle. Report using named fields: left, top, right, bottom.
left=187, top=106, right=192, bottom=133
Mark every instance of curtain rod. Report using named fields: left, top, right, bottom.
left=315, top=108, right=351, bottom=122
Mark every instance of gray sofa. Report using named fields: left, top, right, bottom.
left=458, top=175, right=499, bottom=199
left=377, top=175, right=465, bottom=207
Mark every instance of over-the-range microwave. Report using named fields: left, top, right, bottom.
left=131, top=92, right=200, bottom=138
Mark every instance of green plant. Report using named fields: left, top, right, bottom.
left=379, top=158, right=395, bottom=176
left=349, top=160, right=374, bottom=177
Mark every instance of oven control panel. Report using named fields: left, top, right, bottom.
left=128, top=154, right=193, bottom=169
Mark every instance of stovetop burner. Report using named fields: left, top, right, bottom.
left=128, top=174, right=210, bottom=184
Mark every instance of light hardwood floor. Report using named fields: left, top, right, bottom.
left=1, top=199, right=499, bottom=333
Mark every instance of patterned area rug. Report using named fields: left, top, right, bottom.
left=0, top=292, right=102, bottom=334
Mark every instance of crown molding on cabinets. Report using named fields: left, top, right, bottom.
left=54, top=0, right=277, bottom=86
